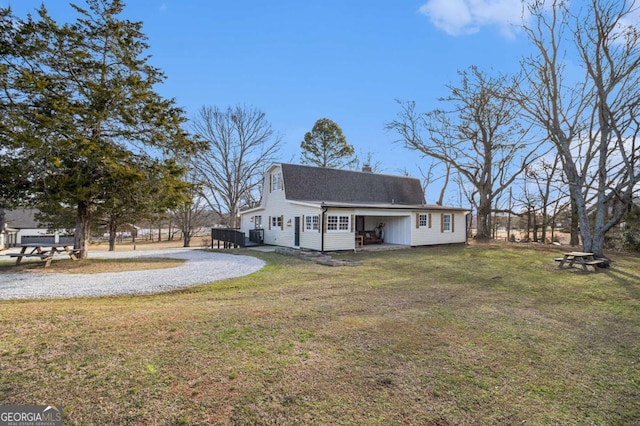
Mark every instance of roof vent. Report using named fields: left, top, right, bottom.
left=362, top=164, right=372, bottom=173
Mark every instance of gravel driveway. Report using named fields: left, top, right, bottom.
left=0, top=248, right=265, bottom=300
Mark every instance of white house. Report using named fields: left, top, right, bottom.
left=0, top=208, right=71, bottom=249
left=238, top=163, right=469, bottom=252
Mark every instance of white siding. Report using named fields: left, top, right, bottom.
left=410, top=211, right=467, bottom=246
left=323, top=208, right=356, bottom=251
left=240, top=165, right=325, bottom=250
left=323, top=233, right=355, bottom=251
left=299, top=219, right=322, bottom=251
left=242, top=203, right=325, bottom=250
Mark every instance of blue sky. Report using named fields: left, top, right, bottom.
left=5, top=0, right=533, bottom=204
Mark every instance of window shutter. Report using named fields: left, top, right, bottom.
left=268, top=216, right=271, bottom=230
left=280, top=215, right=284, bottom=228
left=428, top=213, right=432, bottom=228
left=318, top=215, right=321, bottom=233
left=451, top=213, right=455, bottom=233
left=269, top=174, right=272, bottom=193
left=302, top=215, right=305, bottom=232
left=440, top=214, right=444, bottom=233
left=351, top=215, right=355, bottom=232
left=416, top=213, right=420, bottom=228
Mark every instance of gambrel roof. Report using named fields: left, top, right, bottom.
left=2, top=208, right=42, bottom=229
left=280, top=163, right=425, bottom=205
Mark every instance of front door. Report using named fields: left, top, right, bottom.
left=294, top=216, right=300, bottom=247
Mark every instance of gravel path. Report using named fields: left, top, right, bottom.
left=0, top=248, right=265, bottom=300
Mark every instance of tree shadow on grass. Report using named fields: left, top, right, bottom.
left=606, top=267, right=640, bottom=300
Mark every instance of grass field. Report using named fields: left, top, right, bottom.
left=0, top=244, right=638, bottom=425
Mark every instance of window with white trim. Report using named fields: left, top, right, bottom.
left=327, top=215, right=350, bottom=232
left=253, top=215, right=262, bottom=229
left=271, top=172, right=283, bottom=191
left=419, top=213, right=429, bottom=227
left=305, top=215, right=318, bottom=231
left=271, top=216, right=282, bottom=230
left=443, top=214, right=452, bottom=232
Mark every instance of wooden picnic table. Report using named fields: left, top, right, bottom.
left=6, top=243, right=80, bottom=267
left=555, top=251, right=605, bottom=272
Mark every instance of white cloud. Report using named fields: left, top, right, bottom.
left=615, top=5, right=640, bottom=44
left=419, top=0, right=526, bottom=37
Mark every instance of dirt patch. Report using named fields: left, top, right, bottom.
left=0, top=257, right=186, bottom=274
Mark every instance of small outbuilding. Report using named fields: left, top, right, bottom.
left=0, top=208, right=71, bottom=249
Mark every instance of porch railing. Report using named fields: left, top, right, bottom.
left=211, top=228, right=246, bottom=249
left=249, top=229, right=264, bottom=244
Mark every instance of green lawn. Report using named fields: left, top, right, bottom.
left=1, top=244, right=638, bottom=425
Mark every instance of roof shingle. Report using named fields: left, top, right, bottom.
left=2, top=208, right=42, bottom=229
left=280, top=164, right=425, bottom=205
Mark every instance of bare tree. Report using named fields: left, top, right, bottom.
left=413, top=164, right=436, bottom=200
left=525, top=154, right=563, bottom=242
left=515, top=0, right=640, bottom=257
left=388, top=66, right=544, bottom=240
left=171, top=184, right=211, bottom=247
left=191, top=105, right=281, bottom=228
left=396, top=160, right=452, bottom=205
left=354, top=151, right=383, bottom=173
left=518, top=171, right=542, bottom=242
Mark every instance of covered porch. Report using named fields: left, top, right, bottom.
left=354, top=211, right=413, bottom=246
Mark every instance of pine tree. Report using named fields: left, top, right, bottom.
left=0, top=1, right=195, bottom=257
left=300, top=118, right=356, bottom=169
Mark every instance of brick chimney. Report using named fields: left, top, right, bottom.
left=362, top=164, right=372, bottom=173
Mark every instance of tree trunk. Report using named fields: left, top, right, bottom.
left=229, top=202, right=238, bottom=228
left=74, top=202, right=92, bottom=259
left=526, top=205, right=532, bottom=242
left=541, top=207, right=547, bottom=243
left=506, top=188, right=512, bottom=241
left=181, top=209, right=192, bottom=247
left=476, top=197, right=491, bottom=240
left=570, top=198, right=580, bottom=247
left=591, top=230, right=606, bottom=259
left=437, top=164, right=451, bottom=206
left=568, top=184, right=594, bottom=253
left=108, top=217, right=117, bottom=251
left=492, top=211, right=496, bottom=239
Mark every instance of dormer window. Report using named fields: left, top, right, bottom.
left=271, top=172, right=283, bottom=191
